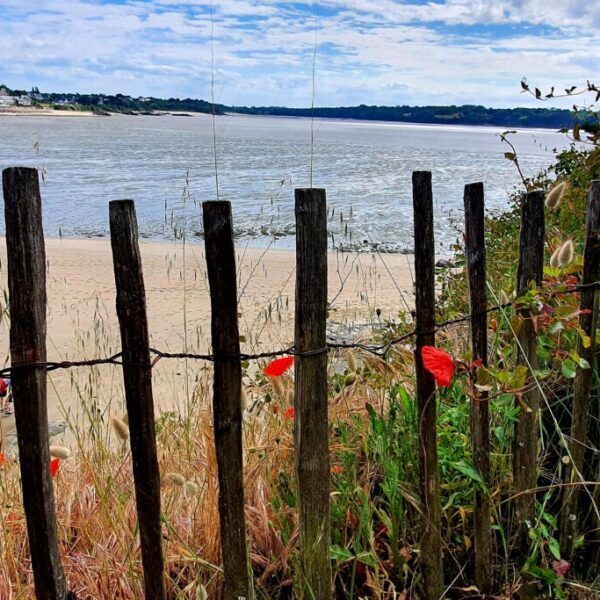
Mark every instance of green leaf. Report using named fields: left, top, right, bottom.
left=356, top=551, right=377, bottom=567
left=548, top=537, right=561, bottom=560
left=330, top=545, right=353, bottom=562
left=561, top=359, right=577, bottom=379
left=524, top=565, right=557, bottom=586
left=451, top=461, right=484, bottom=484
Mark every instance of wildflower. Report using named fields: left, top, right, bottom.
left=557, top=239, right=574, bottom=267
left=284, top=406, right=295, bottom=420
left=49, top=445, right=71, bottom=459
left=0, top=452, right=5, bottom=467
left=50, top=458, right=60, bottom=477
left=421, top=346, right=455, bottom=387
left=111, top=416, right=129, bottom=440
left=331, top=464, right=344, bottom=474
left=263, top=356, right=294, bottom=377
left=552, top=559, right=570, bottom=578
left=165, top=472, right=186, bottom=487
left=549, top=246, right=561, bottom=268
left=545, top=181, right=566, bottom=210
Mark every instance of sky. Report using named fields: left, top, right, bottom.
left=0, top=0, right=598, bottom=108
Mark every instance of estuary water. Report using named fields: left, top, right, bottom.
left=0, top=112, right=568, bottom=252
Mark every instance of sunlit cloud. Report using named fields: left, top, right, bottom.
left=0, top=0, right=597, bottom=107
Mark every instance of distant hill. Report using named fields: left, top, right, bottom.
left=0, top=83, right=579, bottom=128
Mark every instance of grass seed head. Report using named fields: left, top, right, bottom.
left=49, top=445, right=71, bottom=459
left=185, top=480, right=199, bottom=495
left=549, top=246, right=561, bottom=268
left=347, top=352, right=358, bottom=372
left=545, top=181, right=566, bottom=209
left=165, top=472, right=186, bottom=487
left=557, top=239, right=574, bottom=267
left=271, top=377, right=285, bottom=397
left=111, top=416, right=129, bottom=441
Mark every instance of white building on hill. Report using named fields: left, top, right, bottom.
left=0, top=94, right=16, bottom=106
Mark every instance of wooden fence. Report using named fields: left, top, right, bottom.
left=1, top=165, right=599, bottom=599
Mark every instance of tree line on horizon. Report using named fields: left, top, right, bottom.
left=0, top=83, right=590, bottom=129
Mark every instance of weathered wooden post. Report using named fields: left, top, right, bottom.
left=3, top=166, right=73, bottom=599
left=513, top=190, right=545, bottom=557
left=464, top=182, right=492, bottom=593
left=294, top=188, right=332, bottom=600
left=559, top=181, right=600, bottom=558
left=202, top=201, right=253, bottom=599
left=109, top=200, right=166, bottom=600
left=412, top=171, right=444, bottom=597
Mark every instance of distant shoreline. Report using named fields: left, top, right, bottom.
left=0, top=106, right=566, bottom=131
left=0, top=107, right=204, bottom=118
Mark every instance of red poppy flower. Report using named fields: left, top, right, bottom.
left=264, top=356, right=294, bottom=377
left=0, top=452, right=5, bottom=467
left=421, top=346, right=455, bottom=388
left=284, top=407, right=295, bottom=420
left=50, top=458, right=60, bottom=478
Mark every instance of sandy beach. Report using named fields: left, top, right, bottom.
left=0, top=237, right=414, bottom=442
left=0, top=106, right=97, bottom=117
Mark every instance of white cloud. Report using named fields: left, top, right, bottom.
left=0, top=0, right=597, bottom=107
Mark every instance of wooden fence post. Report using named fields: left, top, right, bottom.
left=513, top=190, right=545, bottom=557
left=559, top=180, right=600, bottom=558
left=464, top=182, right=492, bottom=593
left=3, top=167, right=73, bottom=600
left=202, top=201, right=253, bottom=599
left=294, top=188, right=332, bottom=600
left=412, top=171, right=444, bottom=597
left=109, top=200, right=166, bottom=600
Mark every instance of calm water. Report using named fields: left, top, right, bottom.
left=0, top=113, right=568, bottom=252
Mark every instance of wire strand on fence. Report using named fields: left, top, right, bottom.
left=0, top=281, right=597, bottom=379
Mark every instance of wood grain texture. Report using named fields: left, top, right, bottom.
left=109, top=200, right=166, bottom=600
left=513, top=190, right=545, bottom=558
left=464, top=182, right=492, bottom=594
left=202, top=201, right=253, bottom=599
left=412, top=171, right=444, bottom=598
left=559, top=181, right=600, bottom=558
left=294, top=188, right=332, bottom=600
left=3, top=167, right=73, bottom=600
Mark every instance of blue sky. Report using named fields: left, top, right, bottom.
left=0, top=0, right=598, bottom=108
